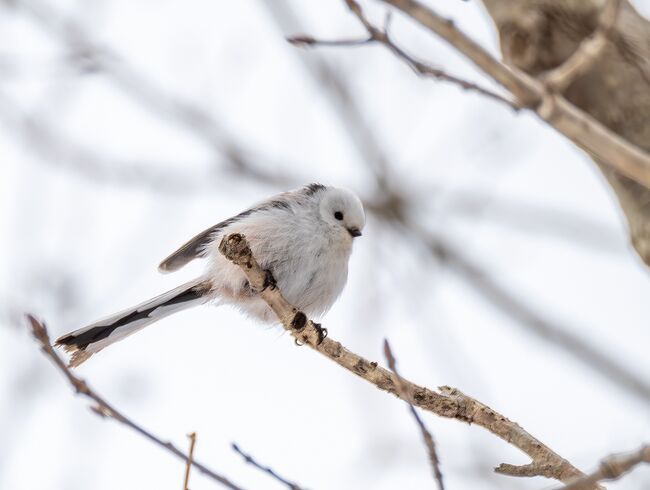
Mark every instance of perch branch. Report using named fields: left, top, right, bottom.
left=384, top=340, right=445, bottom=490
left=351, top=0, right=650, bottom=189
left=24, top=315, right=244, bottom=490
left=557, top=445, right=650, bottom=490
left=218, top=233, right=587, bottom=485
left=232, top=443, right=306, bottom=490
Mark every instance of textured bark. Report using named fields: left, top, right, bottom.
left=218, top=233, right=587, bottom=485
left=481, top=0, right=650, bottom=265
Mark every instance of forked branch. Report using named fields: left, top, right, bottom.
left=218, top=233, right=589, bottom=486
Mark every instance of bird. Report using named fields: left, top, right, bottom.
left=55, top=183, right=365, bottom=367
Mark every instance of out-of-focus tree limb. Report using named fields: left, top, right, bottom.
left=479, top=0, right=650, bottom=266
left=540, top=0, right=621, bottom=93
left=401, top=218, right=650, bottom=405
left=384, top=339, right=445, bottom=490
left=286, top=4, right=516, bottom=110
left=231, top=443, right=306, bottom=490
left=25, top=315, right=244, bottom=490
left=218, top=232, right=589, bottom=485
left=556, top=445, right=650, bottom=490
left=13, top=0, right=295, bottom=189
left=0, top=90, right=295, bottom=193
left=344, top=0, right=650, bottom=265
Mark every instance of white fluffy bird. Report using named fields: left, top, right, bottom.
left=56, top=184, right=365, bottom=366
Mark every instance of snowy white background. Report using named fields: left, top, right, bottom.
left=1, top=0, right=650, bottom=489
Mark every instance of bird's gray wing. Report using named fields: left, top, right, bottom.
left=158, top=184, right=323, bottom=273
left=158, top=220, right=231, bottom=273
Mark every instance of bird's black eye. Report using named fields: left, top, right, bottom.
left=334, top=211, right=344, bottom=221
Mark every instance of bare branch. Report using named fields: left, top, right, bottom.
left=14, top=0, right=294, bottom=188
left=218, top=233, right=587, bottom=485
left=542, top=0, right=621, bottom=93
left=557, top=445, right=650, bottom=490
left=384, top=340, right=445, bottom=490
left=358, top=0, right=650, bottom=189
left=287, top=17, right=516, bottom=110
left=231, top=443, right=306, bottom=490
left=183, top=432, right=197, bottom=490
left=24, top=315, right=244, bottom=490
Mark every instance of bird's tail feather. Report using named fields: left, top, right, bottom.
left=55, top=278, right=211, bottom=367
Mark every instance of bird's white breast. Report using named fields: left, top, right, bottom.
left=203, top=205, right=352, bottom=322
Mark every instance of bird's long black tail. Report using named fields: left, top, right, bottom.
left=55, top=278, right=210, bottom=367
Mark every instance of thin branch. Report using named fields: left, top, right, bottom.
left=24, top=315, right=244, bottom=490
left=231, top=443, right=306, bottom=490
left=287, top=26, right=516, bottom=110
left=543, top=0, right=621, bottom=93
left=218, top=233, right=587, bottom=486
left=557, top=445, right=650, bottom=490
left=184, top=432, right=197, bottom=490
left=358, top=0, right=650, bottom=189
left=384, top=339, right=445, bottom=490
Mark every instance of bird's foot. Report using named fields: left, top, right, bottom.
left=312, top=322, right=328, bottom=345
left=262, top=269, right=277, bottom=291
left=290, top=312, right=327, bottom=345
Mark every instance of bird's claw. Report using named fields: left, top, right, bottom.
left=262, top=269, right=277, bottom=290
left=312, top=322, right=327, bottom=345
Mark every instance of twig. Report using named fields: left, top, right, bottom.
left=24, top=315, right=244, bottom=490
left=184, top=432, right=197, bottom=490
left=557, top=445, right=650, bottom=490
left=384, top=340, right=444, bottom=490
left=287, top=27, right=516, bottom=110
left=542, top=0, right=621, bottom=93
left=218, top=233, right=587, bottom=486
left=231, top=443, right=306, bottom=490
left=356, top=0, right=650, bottom=189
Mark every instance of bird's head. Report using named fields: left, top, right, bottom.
left=319, top=187, right=365, bottom=240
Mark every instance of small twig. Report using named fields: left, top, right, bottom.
left=183, top=432, right=197, bottom=490
left=556, top=445, right=650, bottom=490
left=543, top=0, right=621, bottom=93
left=231, top=443, right=306, bottom=490
left=287, top=12, right=517, bottom=111
left=384, top=340, right=444, bottom=490
left=218, top=233, right=586, bottom=486
left=24, top=314, right=244, bottom=490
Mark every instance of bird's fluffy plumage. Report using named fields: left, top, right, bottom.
left=56, top=183, right=365, bottom=365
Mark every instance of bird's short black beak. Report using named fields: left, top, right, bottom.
left=348, top=227, right=362, bottom=238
